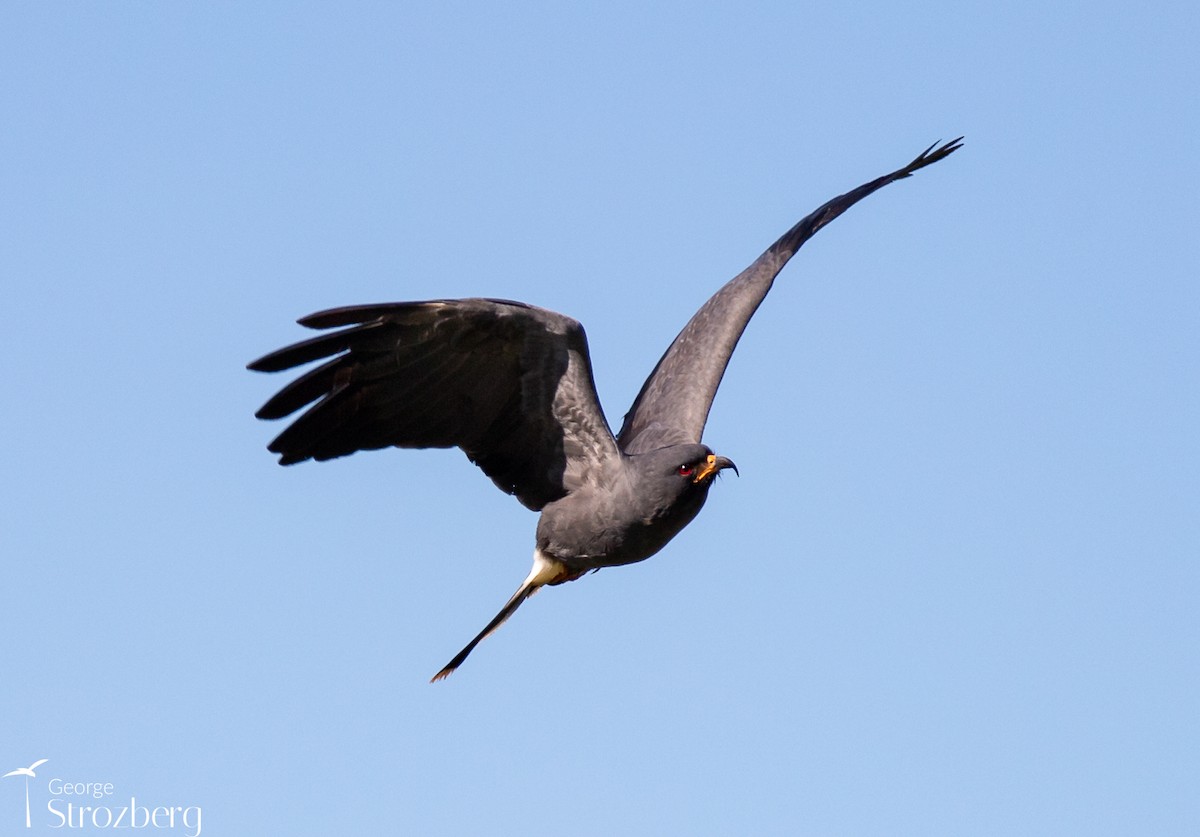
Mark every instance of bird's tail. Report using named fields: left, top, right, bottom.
left=431, top=549, right=571, bottom=682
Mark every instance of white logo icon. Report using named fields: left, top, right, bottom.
left=4, top=759, right=49, bottom=829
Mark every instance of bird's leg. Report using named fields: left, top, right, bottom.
left=430, top=549, right=570, bottom=682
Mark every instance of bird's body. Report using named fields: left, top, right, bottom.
left=250, top=139, right=962, bottom=680
left=537, top=443, right=724, bottom=569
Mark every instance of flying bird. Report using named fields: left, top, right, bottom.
left=3, top=759, right=48, bottom=778
left=249, top=139, right=962, bottom=680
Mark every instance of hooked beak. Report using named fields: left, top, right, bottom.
left=693, top=453, right=738, bottom=484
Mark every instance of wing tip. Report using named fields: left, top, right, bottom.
left=902, top=136, right=964, bottom=177
left=246, top=308, right=388, bottom=373
left=246, top=352, right=290, bottom=373
left=297, top=301, right=444, bottom=330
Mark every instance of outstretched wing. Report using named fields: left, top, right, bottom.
left=617, top=138, right=963, bottom=455
left=249, top=299, right=619, bottom=510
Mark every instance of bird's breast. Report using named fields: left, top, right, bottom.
left=535, top=486, right=710, bottom=573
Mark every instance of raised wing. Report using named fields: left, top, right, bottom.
left=617, top=138, right=963, bottom=454
left=249, top=299, right=619, bottom=510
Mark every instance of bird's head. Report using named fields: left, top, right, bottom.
left=676, top=447, right=738, bottom=486
left=638, top=443, right=738, bottom=504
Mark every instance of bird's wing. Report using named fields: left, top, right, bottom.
left=617, top=138, right=963, bottom=455
left=249, top=299, right=619, bottom=511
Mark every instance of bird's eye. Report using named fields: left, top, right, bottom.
left=677, top=464, right=695, bottom=477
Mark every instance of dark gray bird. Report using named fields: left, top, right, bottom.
left=249, top=139, right=962, bottom=680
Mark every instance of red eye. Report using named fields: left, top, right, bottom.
left=677, top=464, right=695, bottom=477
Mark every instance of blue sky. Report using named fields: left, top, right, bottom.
left=2, top=3, right=1196, bottom=835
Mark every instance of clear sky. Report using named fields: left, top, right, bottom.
left=3, top=3, right=1197, bottom=836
